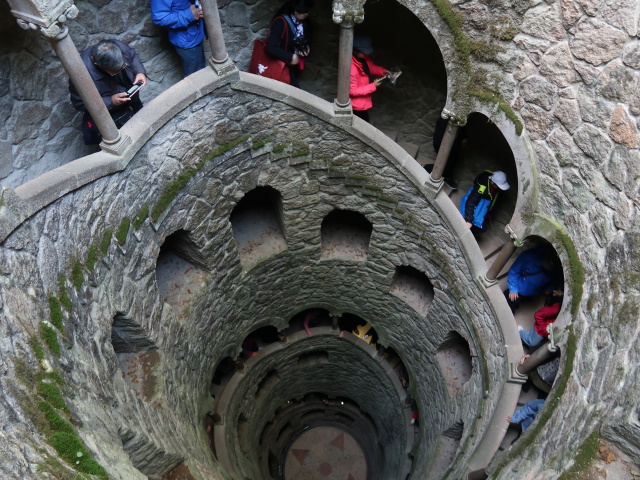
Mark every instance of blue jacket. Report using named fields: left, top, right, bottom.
left=151, top=0, right=204, bottom=49
left=512, top=399, right=545, bottom=431
left=459, top=171, right=499, bottom=229
left=507, top=246, right=558, bottom=296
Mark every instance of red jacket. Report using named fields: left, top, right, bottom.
left=349, top=55, right=386, bottom=111
left=533, top=303, right=561, bottom=337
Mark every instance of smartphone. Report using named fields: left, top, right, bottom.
left=126, top=82, right=143, bottom=98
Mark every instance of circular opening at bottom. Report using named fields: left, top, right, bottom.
left=284, top=426, right=367, bottom=479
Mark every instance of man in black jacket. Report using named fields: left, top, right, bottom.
left=69, top=39, right=147, bottom=144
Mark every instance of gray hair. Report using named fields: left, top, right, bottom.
left=91, top=40, right=124, bottom=71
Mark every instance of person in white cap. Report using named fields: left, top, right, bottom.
left=459, top=170, right=510, bottom=232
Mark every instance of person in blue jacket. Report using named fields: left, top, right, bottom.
left=507, top=398, right=545, bottom=432
left=459, top=170, right=510, bottom=232
left=505, top=245, right=561, bottom=312
left=151, top=0, right=206, bottom=77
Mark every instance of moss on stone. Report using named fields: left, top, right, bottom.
left=272, top=143, right=288, bottom=153
left=363, top=185, right=383, bottom=192
left=553, top=229, right=585, bottom=316
left=116, top=217, right=130, bottom=246
left=556, top=432, right=601, bottom=480
left=49, top=432, right=108, bottom=478
left=469, top=39, right=502, bottom=61
left=37, top=381, right=67, bottom=411
left=85, top=245, right=98, bottom=272
left=252, top=137, right=272, bottom=150
left=36, top=370, right=64, bottom=386
left=470, top=90, right=524, bottom=135
left=152, top=135, right=251, bottom=222
left=292, top=145, right=310, bottom=158
left=48, top=296, right=63, bottom=331
left=38, top=401, right=74, bottom=435
left=58, top=277, right=72, bottom=311
left=429, top=0, right=471, bottom=72
left=379, top=195, right=399, bottom=205
left=132, top=204, right=148, bottom=230
left=71, top=260, right=84, bottom=291
left=100, top=230, right=112, bottom=255
left=40, top=322, right=61, bottom=357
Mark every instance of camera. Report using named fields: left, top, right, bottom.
left=126, top=81, right=143, bottom=98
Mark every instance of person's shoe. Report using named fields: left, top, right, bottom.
left=444, top=177, right=458, bottom=190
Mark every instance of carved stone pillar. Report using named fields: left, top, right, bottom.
left=516, top=343, right=559, bottom=376
left=9, top=0, right=130, bottom=154
left=430, top=109, right=464, bottom=182
left=332, top=1, right=365, bottom=116
left=484, top=240, right=517, bottom=284
left=199, top=0, right=235, bottom=75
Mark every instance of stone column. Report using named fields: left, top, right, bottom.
left=484, top=241, right=517, bottom=283
left=430, top=110, right=463, bottom=182
left=48, top=28, right=122, bottom=147
left=332, top=1, right=365, bottom=117
left=516, top=343, right=558, bottom=376
left=199, top=0, right=235, bottom=75
left=10, top=1, right=130, bottom=155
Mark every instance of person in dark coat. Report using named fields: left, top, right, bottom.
left=266, top=0, right=314, bottom=88
left=69, top=39, right=147, bottom=144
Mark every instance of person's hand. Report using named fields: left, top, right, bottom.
left=290, top=54, right=300, bottom=65
left=509, top=292, right=519, bottom=302
left=552, top=289, right=564, bottom=296
left=306, top=330, right=313, bottom=337
left=111, top=92, right=131, bottom=106
left=520, top=354, right=530, bottom=365
left=383, top=70, right=391, bottom=76
left=298, top=46, right=310, bottom=57
left=339, top=330, right=344, bottom=338
left=506, top=415, right=512, bottom=423
left=374, top=77, right=385, bottom=86
left=465, top=222, right=472, bottom=229
left=248, top=352, right=259, bottom=357
left=190, top=5, right=204, bottom=20
left=134, top=73, right=147, bottom=86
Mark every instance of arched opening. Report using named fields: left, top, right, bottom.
left=111, top=313, right=159, bottom=402
left=320, top=209, right=373, bottom=261
left=119, top=427, right=184, bottom=480
left=435, top=331, right=473, bottom=396
left=155, top=229, right=209, bottom=320
left=390, top=265, right=435, bottom=316
left=230, top=186, right=287, bottom=270
left=445, top=112, right=519, bottom=256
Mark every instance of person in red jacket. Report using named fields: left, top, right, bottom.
left=518, top=290, right=563, bottom=347
left=350, top=36, right=389, bottom=122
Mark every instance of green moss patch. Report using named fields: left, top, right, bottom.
left=557, top=432, right=601, bottom=480
left=132, top=204, right=149, bottom=230
left=554, top=229, right=585, bottom=316
left=272, top=143, right=288, bottom=153
left=100, top=230, right=112, bottom=255
left=48, top=296, right=63, bottom=331
left=37, top=382, right=67, bottom=411
left=40, top=323, right=61, bottom=357
left=116, top=217, right=131, bottom=246
left=49, top=432, right=108, bottom=477
left=85, top=245, right=98, bottom=272
left=429, top=0, right=470, bottom=72
left=252, top=137, right=272, bottom=150
left=470, top=90, right=523, bottom=135
left=151, top=135, right=250, bottom=222
left=58, top=277, right=72, bottom=311
left=71, top=260, right=84, bottom=291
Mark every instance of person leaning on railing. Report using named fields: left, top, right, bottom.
left=69, top=39, right=147, bottom=145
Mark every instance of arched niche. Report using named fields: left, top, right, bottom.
left=230, top=186, right=287, bottom=270
left=390, top=265, right=435, bottom=316
left=435, top=331, right=473, bottom=396
left=155, top=229, right=209, bottom=320
left=320, top=209, right=373, bottom=261
left=447, top=112, right=519, bottom=256
left=111, top=313, right=159, bottom=402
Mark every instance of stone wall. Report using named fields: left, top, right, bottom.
left=0, top=0, right=447, bottom=188
left=0, top=77, right=511, bottom=479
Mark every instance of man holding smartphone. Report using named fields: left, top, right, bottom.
left=151, top=0, right=206, bottom=77
left=69, top=39, right=147, bottom=144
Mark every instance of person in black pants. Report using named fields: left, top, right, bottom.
left=266, top=0, right=314, bottom=88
